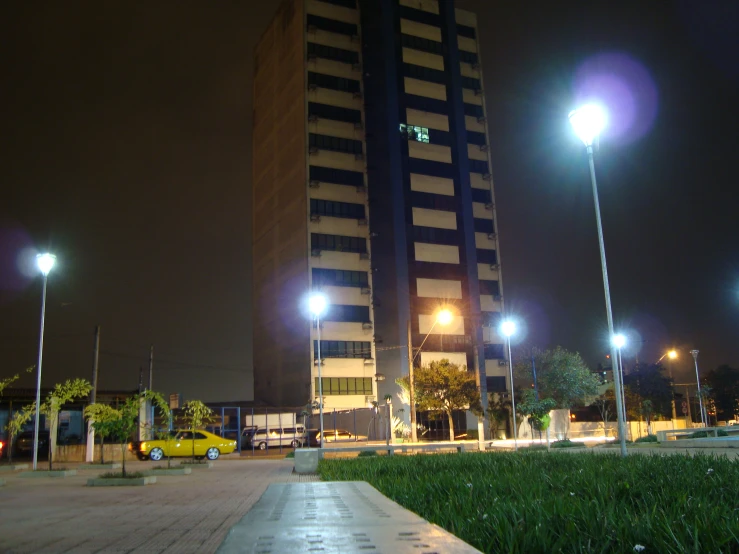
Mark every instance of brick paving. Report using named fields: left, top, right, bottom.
left=0, top=459, right=318, bottom=554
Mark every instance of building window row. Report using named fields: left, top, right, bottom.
left=401, top=33, right=443, bottom=56
left=403, top=62, right=446, bottom=85
left=311, top=233, right=367, bottom=253
left=412, top=261, right=464, bottom=279
left=309, top=102, right=362, bottom=124
left=405, top=94, right=448, bottom=116
left=479, top=279, right=500, bottom=296
left=459, top=50, right=478, bottom=65
left=461, top=76, right=482, bottom=91
left=469, top=159, right=489, bottom=174
left=398, top=5, right=440, bottom=27
left=311, top=198, right=365, bottom=219
left=471, top=188, right=492, bottom=204
left=411, top=225, right=458, bottom=246
left=312, top=268, right=369, bottom=288
left=308, top=42, right=360, bottom=65
left=310, top=165, right=364, bottom=187
left=307, top=14, right=358, bottom=37
left=408, top=158, right=455, bottom=180
left=412, top=334, right=472, bottom=353
left=309, top=133, right=363, bottom=155
left=313, top=340, right=371, bottom=359
left=399, top=123, right=429, bottom=143
left=308, top=71, right=361, bottom=94
left=410, top=191, right=457, bottom=212
left=315, top=377, right=373, bottom=396
left=467, top=130, right=486, bottom=146
left=476, top=248, right=498, bottom=265
left=473, top=218, right=494, bottom=234
left=486, top=376, right=506, bottom=392
left=322, top=304, right=371, bottom=322
left=316, top=0, right=356, bottom=9
left=457, top=24, right=476, bottom=39
left=482, top=311, right=502, bottom=328
left=484, top=344, right=505, bottom=359
left=464, top=103, right=484, bottom=119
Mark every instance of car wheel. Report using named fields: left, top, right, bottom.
left=149, top=447, right=164, bottom=461
left=290, top=440, right=299, bottom=448
left=258, top=442, right=267, bottom=451
left=206, top=447, right=220, bottom=460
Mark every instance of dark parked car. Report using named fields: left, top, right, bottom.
left=15, top=431, right=49, bottom=456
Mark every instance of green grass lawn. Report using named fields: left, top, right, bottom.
left=318, top=452, right=739, bottom=553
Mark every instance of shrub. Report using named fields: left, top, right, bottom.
left=635, top=434, right=658, bottom=443
left=689, top=430, right=728, bottom=438
left=551, top=439, right=582, bottom=448
left=285, top=451, right=295, bottom=459
left=358, top=450, right=377, bottom=457
left=100, top=471, right=144, bottom=479
left=318, top=452, right=739, bottom=552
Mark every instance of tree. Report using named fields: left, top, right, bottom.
left=83, top=403, right=121, bottom=464
left=0, top=366, right=34, bottom=396
left=592, top=388, right=616, bottom=436
left=397, top=359, right=481, bottom=442
left=705, top=365, right=739, bottom=421
left=182, top=400, right=215, bottom=461
left=40, top=378, right=91, bottom=470
left=5, top=403, right=35, bottom=464
left=516, top=347, right=601, bottom=410
left=517, top=390, right=556, bottom=441
left=146, top=391, right=175, bottom=467
left=623, top=363, right=673, bottom=419
left=486, top=393, right=511, bottom=440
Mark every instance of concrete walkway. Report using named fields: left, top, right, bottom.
left=0, top=459, right=316, bottom=554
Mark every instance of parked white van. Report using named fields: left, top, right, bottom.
left=244, top=425, right=306, bottom=450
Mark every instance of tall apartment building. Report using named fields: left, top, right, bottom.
left=252, top=0, right=507, bottom=427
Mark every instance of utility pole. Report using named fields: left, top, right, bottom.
left=148, top=345, right=154, bottom=392
left=85, top=325, right=100, bottom=463
left=407, top=318, right=417, bottom=443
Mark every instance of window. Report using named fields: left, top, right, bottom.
left=309, top=102, right=362, bottom=124
left=486, top=376, right=506, bottom=392
left=401, top=34, right=443, bottom=56
left=471, top=188, right=491, bottom=204
left=194, top=432, right=208, bottom=440
left=314, top=340, right=372, bottom=359
left=307, top=42, right=359, bottom=65
left=315, top=377, right=373, bottom=395
left=309, top=165, right=364, bottom=187
left=484, top=344, right=505, bottom=359
left=323, top=304, right=370, bottom=322
left=309, top=133, right=363, bottom=155
left=311, top=233, right=367, bottom=253
left=461, top=76, right=481, bottom=91
left=476, top=249, right=498, bottom=265
left=316, top=0, right=356, bottom=9
left=399, top=123, right=429, bottom=143
left=411, top=225, right=458, bottom=245
left=457, top=24, right=477, bottom=39
left=479, top=279, right=500, bottom=296
left=405, top=94, right=448, bottom=116
left=459, top=50, right=478, bottom=65
left=311, top=198, right=365, bottom=219
left=467, top=130, right=486, bottom=146
left=307, top=14, right=358, bottom=36
left=403, top=63, right=446, bottom=85
left=464, top=103, right=484, bottom=118
left=428, top=129, right=452, bottom=146
left=408, top=158, right=455, bottom=179
left=413, top=261, right=465, bottom=280
left=398, top=5, right=440, bottom=26
left=469, top=159, right=489, bottom=174
left=312, top=268, right=369, bottom=288
left=308, top=72, right=361, bottom=94
left=481, top=311, right=502, bottom=328
left=411, top=191, right=457, bottom=212
left=473, top=218, right=494, bottom=234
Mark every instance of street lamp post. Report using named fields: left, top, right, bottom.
left=32, top=253, right=56, bottom=471
left=690, top=349, right=706, bottom=427
left=569, top=105, right=628, bottom=457
left=309, top=294, right=328, bottom=448
left=500, top=320, right=518, bottom=452
left=612, top=334, right=627, bottom=425
left=408, top=309, right=453, bottom=442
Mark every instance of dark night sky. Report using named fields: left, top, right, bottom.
left=1, top=1, right=737, bottom=401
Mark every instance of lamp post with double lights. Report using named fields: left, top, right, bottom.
left=407, top=308, right=453, bottom=442
left=569, top=104, right=627, bottom=457
left=309, top=293, right=328, bottom=448
left=32, top=253, right=56, bottom=470
left=690, top=349, right=706, bottom=427
left=500, top=320, right=518, bottom=451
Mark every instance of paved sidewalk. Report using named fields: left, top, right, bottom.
left=0, top=459, right=317, bottom=554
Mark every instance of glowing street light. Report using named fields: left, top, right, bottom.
left=569, top=104, right=627, bottom=457
left=309, top=293, right=328, bottom=448
left=32, top=253, right=56, bottom=470
left=611, top=334, right=628, bottom=423
left=668, top=350, right=677, bottom=360
left=500, top=319, right=518, bottom=451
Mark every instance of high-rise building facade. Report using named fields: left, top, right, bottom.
left=252, top=0, right=507, bottom=428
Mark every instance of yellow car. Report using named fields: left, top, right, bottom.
left=132, top=430, right=236, bottom=461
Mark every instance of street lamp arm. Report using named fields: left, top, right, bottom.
left=412, top=320, right=438, bottom=365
